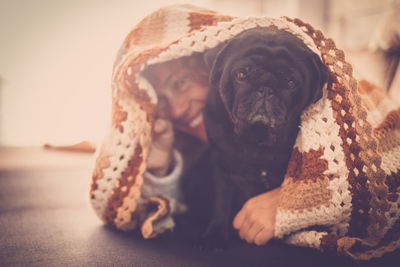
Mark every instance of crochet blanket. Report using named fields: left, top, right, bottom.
left=89, top=4, right=400, bottom=260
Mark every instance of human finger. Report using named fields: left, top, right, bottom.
left=238, top=218, right=252, bottom=240
left=152, top=119, right=174, bottom=151
left=244, top=222, right=263, bottom=244
left=233, top=208, right=246, bottom=230
left=153, top=118, right=172, bottom=135
left=254, top=227, right=274, bottom=246
left=154, top=118, right=167, bottom=133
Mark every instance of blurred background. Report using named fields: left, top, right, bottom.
left=0, top=0, right=399, bottom=147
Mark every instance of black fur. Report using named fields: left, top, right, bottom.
left=181, top=27, right=328, bottom=248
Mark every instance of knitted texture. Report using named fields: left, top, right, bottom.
left=89, top=4, right=400, bottom=260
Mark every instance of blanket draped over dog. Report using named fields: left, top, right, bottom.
left=90, top=4, right=400, bottom=260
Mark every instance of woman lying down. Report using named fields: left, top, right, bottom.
left=89, top=4, right=400, bottom=261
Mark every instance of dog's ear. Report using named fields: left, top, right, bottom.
left=204, top=43, right=222, bottom=70
left=204, top=41, right=230, bottom=85
left=204, top=40, right=237, bottom=122
left=310, top=54, right=329, bottom=103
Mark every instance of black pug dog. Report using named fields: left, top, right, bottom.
left=180, top=27, right=328, bottom=248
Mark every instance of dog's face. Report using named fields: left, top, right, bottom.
left=205, top=28, right=328, bottom=146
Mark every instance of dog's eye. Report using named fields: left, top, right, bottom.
left=235, top=71, right=247, bottom=81
left=288, top=80, right=296, bottom=90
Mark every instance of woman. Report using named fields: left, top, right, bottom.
left=142, top=53, right=281, bottom=246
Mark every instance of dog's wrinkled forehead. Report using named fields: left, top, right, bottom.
left=229, top=27, right=314, bottom=60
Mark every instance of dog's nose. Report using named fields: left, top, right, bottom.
left=258, top=86, right=273, bottom=96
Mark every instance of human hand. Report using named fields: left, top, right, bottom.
left=146, top=118, right=174, bottom=177
left=233, top=187, right=281, bottom=246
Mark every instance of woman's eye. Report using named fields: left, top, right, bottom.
left=174, top=76, right=190, bottom=92
left=288, top=80, right=296, bottom=90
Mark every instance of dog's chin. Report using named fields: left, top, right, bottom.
left=238, top=122, right=280, bottom=147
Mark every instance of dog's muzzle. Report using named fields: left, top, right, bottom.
left=248, top=87, right=287, bottom=129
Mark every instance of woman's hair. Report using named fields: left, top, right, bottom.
left=142, top=52, right=209, bottom=89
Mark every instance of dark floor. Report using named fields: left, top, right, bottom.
left=0, top=147, right=398, bottom=267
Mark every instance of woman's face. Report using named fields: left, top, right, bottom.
left=145, top=57, right=210, bottom=142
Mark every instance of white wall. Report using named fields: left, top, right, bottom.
left=0, top=0, right=354, bottom=146
left=0, top=0, right=210, bottom=146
